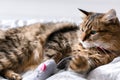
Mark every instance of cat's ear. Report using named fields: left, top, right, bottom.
left=78, top=8, right=90, bottom=19
left=101, top=9, right=117, bottom=23
left=78, top=8, right=89, bottom=16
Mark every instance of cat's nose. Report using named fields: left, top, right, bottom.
left=80, top=32, right=87, bottom=41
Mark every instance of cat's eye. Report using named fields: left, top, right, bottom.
left=91, top=31, right=97, bottom=34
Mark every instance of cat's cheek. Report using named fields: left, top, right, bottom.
left=90, top=34, right=99, bottom=41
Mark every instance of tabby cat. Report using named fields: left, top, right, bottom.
left=0, top=9, right=120, bottom=80
left=0, top=22, right=77, bottom=80
left=44, top=9, right=120, bottom=74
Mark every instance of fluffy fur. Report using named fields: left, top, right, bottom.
left=0, top=22, right=77, bottom=80
left=44, top=9, right=120, bottom=74
left=69, top=9, right=120, bottom=73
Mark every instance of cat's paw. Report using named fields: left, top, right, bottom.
left=9, top=72, right=22, bottom=80
left=4, top=70, right=22, bottom=80
left=68, top=54, right=90, bottom=73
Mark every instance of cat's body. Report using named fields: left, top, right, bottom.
left=0, top=22, right=77, bottom=80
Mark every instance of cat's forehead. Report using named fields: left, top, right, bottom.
left=81, top=13, right=105, bottom=31
left=82, top=13, right=103, bottom=25
left=87, top=13, right=104, bottom=20
left=82, top=13, right=104, bottom=25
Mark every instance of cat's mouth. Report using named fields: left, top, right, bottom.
left=80, top=41, right=95, bottom=49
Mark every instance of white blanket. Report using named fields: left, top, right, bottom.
left=88, top=57, right=120, bottom=80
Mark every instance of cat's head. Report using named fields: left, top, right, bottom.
left=78, top=9, right=120, bottom=50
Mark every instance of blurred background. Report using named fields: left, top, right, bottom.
left=0, top=0, right=120, bottom=22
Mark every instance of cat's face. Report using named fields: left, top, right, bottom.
left=79, top=9, right=120, bottom=49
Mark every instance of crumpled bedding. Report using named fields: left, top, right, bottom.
left=87, top=56, right=120, bottom=80
left=46, top=57, right=120, bottom=80
left=0, top=20, right=120, bottom=80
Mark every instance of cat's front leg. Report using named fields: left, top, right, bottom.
left=68, top=53, right=91, bottom=74
left=68, top=49, right=118, bottom=74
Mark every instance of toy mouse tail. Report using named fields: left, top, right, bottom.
left=57, top=56, right=72, bottom=69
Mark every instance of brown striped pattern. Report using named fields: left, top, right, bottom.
left=0, top=22, right=78, bottom=80
left=68, top=9, right=120, bottom=73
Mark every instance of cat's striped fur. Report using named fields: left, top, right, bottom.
left=44, top=9, right=120, bottom=74
left=68, top=9, right=120, bottom=73
left=0, top=22, right=78, bottom=80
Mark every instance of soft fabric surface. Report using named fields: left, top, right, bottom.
left=87, top=57, right=120, bottom=80
left=0, top=20, right=120, bottom=80
left=45, top=57, right=120, bottom=80
left=47, top=70, right=86, bottom=80
left=23, top=59, right=57, bottom=80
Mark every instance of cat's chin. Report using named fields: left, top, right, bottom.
left=80, top=41, right=95, bottom=49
